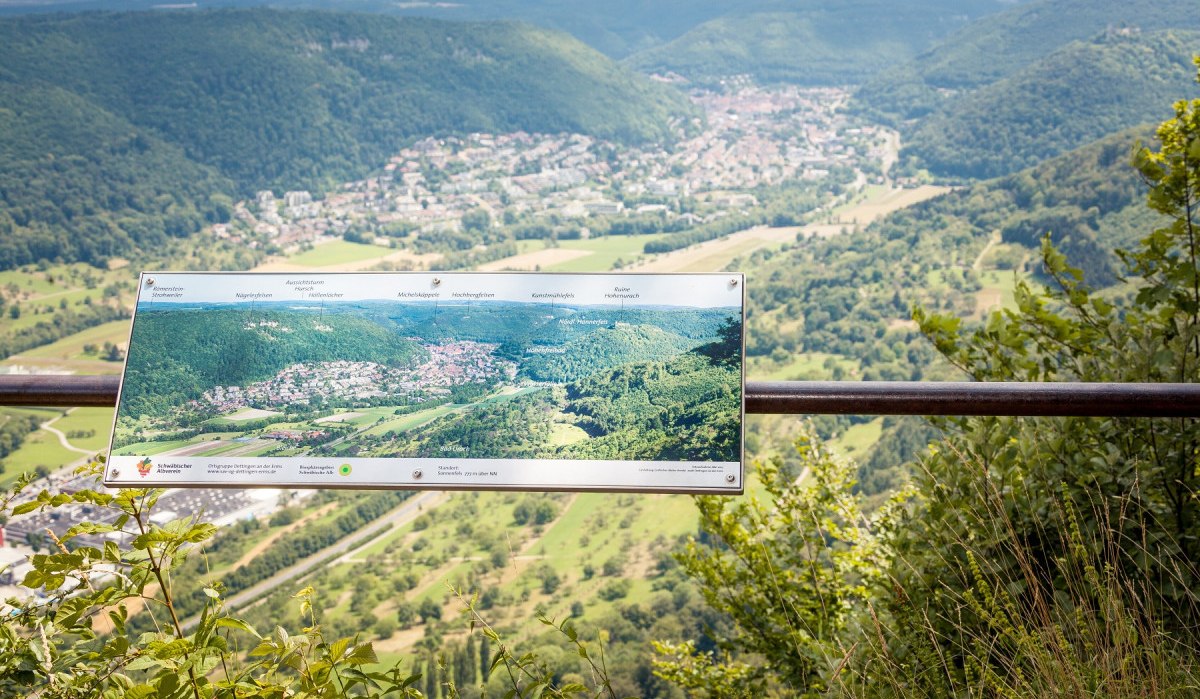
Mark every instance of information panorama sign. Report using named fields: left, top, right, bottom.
left=105, top=272, right=745, bottom=493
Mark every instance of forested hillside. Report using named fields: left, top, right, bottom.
left=561, top=350, right=741, bottom=463
left=0, top=9, right=693, bottom=270
left=900, top=31, right=1199, bottom=178
left=854, top=0, right=1200, bottom=125
left=0, top=80, right=235, bottom=269
left=522, top=325, right=697, bottom=383
left=624, top=0, right=1009, bottom=85
left=120, top=308, right=425, bottom=418
left=744, top=125, right=1159, bottom=485
left=749, top=127, right=1156, bottom=354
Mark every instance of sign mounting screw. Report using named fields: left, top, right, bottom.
left=725, top=474, right=736, bottom=483
left=412, top=469, right=423, bottom=480
left=145, top=277, right=156, bottom=287
left=729, top=278, right=738, bottom=287
left=432, top=278, right=442, bottom=286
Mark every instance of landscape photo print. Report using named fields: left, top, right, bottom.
left=106, top=271, right=744, bottom=492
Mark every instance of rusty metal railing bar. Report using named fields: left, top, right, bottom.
left=3, top=375, right=1200, bottom=417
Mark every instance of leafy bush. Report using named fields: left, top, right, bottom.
left=0, top=463, right=424, bottom=697
left=598, top=580, right=632, bottom=602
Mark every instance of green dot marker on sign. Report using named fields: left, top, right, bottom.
left=338, top=463, right=352, bottom=477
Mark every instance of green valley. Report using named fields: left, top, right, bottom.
left=0, top=9, right=694, bottom=270
left=0, top=3, right=1198, bottom=696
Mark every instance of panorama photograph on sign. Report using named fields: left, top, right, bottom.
left=106, top=271, right=744, bottom=492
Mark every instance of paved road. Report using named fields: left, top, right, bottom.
left=41, top=408, right=93, bottom=456
left=181, top=489, right=445, bottom=631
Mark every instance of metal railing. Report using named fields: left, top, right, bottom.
left=3, top=374, right=1200, bottom=417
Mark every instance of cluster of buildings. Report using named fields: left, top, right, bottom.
left=664, top=86, right=865, bottom=190
left=196, top=341, right=514, bottom=414
left=1, top=471, right=284, bottom=592
left=222, top=85, right=891, bottom=251
left=413, top=339, right=516, bottom=389
left=200, top=360, right=395, bottom=411
left=263, top=428, right=329, bottom=442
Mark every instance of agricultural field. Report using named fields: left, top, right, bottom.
left=747, top=351, right=859, bottom=381
left=975, top=269, right=1025, bottom=318
left=0, top=263, right=136, bottom=375
left=46, top=407, right=114, bottom=455
left=477, top=233, right=675, bottom=272
left=544, top=234, right=671, bottom=271
left=243, top=486, right=701, bottom=662
left=827, top=417, right=885, bottom=461
left=0, top=407, right=87, bottom=487
left=16, top=320, right=131, bottom=364
left=0, top=264, right=135, bottom=322
left=627, top=225, right=796, bottom=273
left=831, top=184, right=950, bottom=226
left=286, top=240, right=393, bottom=267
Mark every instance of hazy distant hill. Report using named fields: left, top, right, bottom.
left=295, top=0, right=747, bottom=58
left=624, top=0, right=1014, bottom=85
left=0, top=9, right=694, bottom=270
left=0, top=0, right=749, bottom=58
left=900, top=30, right=1199, bottom=179
left=855, top=0, right=1200, bottom=124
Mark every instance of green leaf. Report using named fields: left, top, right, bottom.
left=346, top=642, right=378, bottom=665
left=12, top=500, right=42, bottom=515
left=125, top=654, right=163, bottom=672
left=215, top=617, right=259, bottom=638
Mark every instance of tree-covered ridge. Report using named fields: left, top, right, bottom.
left=350, top=342, right=742, bottom=465
left=561, top=350, right=741, bottom=463
left=738, top=126, right=1163, bottom=483
left=854, top=0, right=1200, bottom=126
left=0, top=80, right=235, bottom=270
left=624, top=0, right=1009, bottom=86
left=901, top=126, right=1161, bottom=284
left=521, top=324, right=697, bottom=383
left=0, top=8, right=694, bottom=270
left=383, top=303, right=733, bottom=351
left=119, top=308, right=425, bottom=418
left=899, top=30, right=1200, bottom=179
